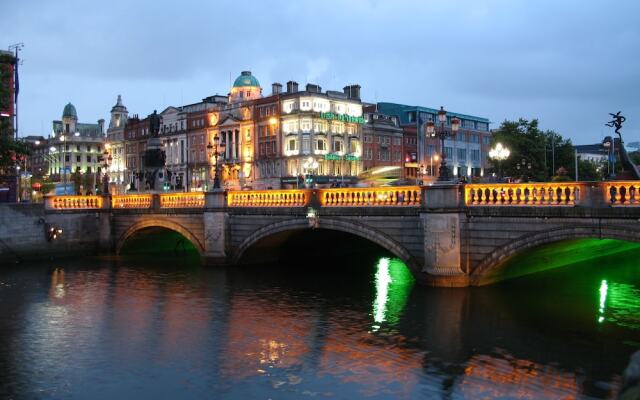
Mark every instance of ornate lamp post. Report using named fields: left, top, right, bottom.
left=207, top=135, right=226, bottom=190
left=302, top=156, right=318, bottom=188
left=489, top=142, right=510, bottom=180
left=516, top=158, right=532, bottom=181
left=102, top=147, right=112, bottom=194
left=426, top=106, right=460, bottom=182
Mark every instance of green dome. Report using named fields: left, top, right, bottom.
left=233, top=71, right=260, bottom=88
left=62, top=102, right=77, bottom=119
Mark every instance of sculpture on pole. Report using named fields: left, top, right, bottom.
left=143, top=110, right=166, bottom=191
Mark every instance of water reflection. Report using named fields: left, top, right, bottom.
left=0, top=245, right=637, bottom=399
left=372, top=257, right=414, bottom=331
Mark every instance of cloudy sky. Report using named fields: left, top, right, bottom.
left=2, top=0, right=639, bottom=144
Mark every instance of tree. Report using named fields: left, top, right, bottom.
left=0, top=134, right=30, bottom=174
left=576, top=159, right=604, bottom=181
left=490, top=119, right=546, bottom=181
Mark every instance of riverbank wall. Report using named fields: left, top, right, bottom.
left=0, top=203, right=101, bottom=264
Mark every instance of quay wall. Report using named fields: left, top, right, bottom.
left=0, top=203, right=101, bottom=264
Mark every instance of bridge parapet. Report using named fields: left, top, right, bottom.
left=604, top=181, right=640, bottom=206
left=46, top=195, right=103, bottom=210
left=227, top=189, right=310, bottom=207
left=465, top=183, right=583, bottom=206
left=160, top=192, right=204, bottom=208
left=318, top=186, right=421, bottom=207
left=112, top=194, right=152, bottom=209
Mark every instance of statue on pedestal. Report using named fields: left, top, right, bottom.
left=143, top=110, right=166, bottom=191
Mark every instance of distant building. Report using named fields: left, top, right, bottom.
left=106, top=95, right=128, bottom=192
left=377, top=102, right=491, bottom=179
left=574, top=144, right=607, bottom=163
left=361, top=107, right=404, bottom=182
left=0, top=50, right=16, bottom=139
left=49, top=103, right=105, bottom=182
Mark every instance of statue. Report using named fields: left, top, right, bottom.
left=148, top=110, right=162, bottom=138
left=142, top=110, right=166, bottom=191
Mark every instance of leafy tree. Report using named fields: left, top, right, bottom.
left=490, top=119, right=546, bottom=181
left=0, top=134, right=30, bottom=173
left=576, top=159, right=604, bottom=181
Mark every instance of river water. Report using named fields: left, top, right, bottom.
left=0, top=236, right=638, bottom=399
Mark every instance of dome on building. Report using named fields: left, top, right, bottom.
left=233, top=71, right=260, bottom=88
left=62, top=102, right=77, bottom=119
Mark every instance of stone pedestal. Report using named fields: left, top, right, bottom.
left=98, top=194, right=112, bottom=253
left=202, top=190, right=228, bottom=265
left=143, top=137, right=166, bottom=192
left=421, top=212, right=464, bottom=276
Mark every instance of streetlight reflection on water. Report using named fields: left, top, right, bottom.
left=372, top=257, right=414, bottom=331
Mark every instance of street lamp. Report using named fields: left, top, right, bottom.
left=515, top=158, right=532, bottom=181
left=59, top=134, right=68, bottom=194
left=489, top=142, right=510, bottom=180
left=102, top=147, right=112, bottom=194
left=426, top=106, right=460, bottom=182
left=303, top=156, right=319, bottom=187
left=430, top=154, right=439, bottom=176
left=207, top=135, right=226, bottom=190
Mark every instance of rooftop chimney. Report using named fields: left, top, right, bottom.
left=343, top=85, right=361, bottom=100
left=306, top=83, right=322, bottom=93
left=286, top=81, right=298, bottom=93
left=272, top=82, right=282, bottom=95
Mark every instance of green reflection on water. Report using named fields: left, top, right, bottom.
left=601, top=281, right=640, bottom=329
left=598, top=279, right=607, bottom=324
left=372, top=257, right=414, bottom=330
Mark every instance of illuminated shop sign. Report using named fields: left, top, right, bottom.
left=323, top=153, right=360, bottom=161
left=319, top=112, right=365, bottom=124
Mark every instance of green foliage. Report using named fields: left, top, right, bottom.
left=490, top=119, right=546, bottom=181
left=628, top=151, right=640, bottom=166
left=0, top=134, right=30, bottom=171
left=577, top=159, right=604, bottom=181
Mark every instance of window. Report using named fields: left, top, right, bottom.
left=316, top=139, right=326, bottom=151
left=76, top=155, right=81, bottom=162
left=470, top=134, right=479, bottom=143
left=445, top=147, right=453, bottom=159
left=458, top=133, right=466, bottom=142
left=457, top=148, right=467, bottom=161
left=364, top=148, right=373, bottom=160
left=395, top=151, right=401, bottom=162
left=287, top=139, right=297, bottom=151
left=302, top=137, right=310, bottom=153
left=65, top=155, right=70, bottom=162
left=86, top=155, right=91, bottom=162
left=463, top=119, right=475, bottom=129
left=471, top=149, right=480, bottom=162
left=483, top=136, right=490, bottom=145
left=333, top=140, right=343, bottom=153
left=393, top=137, right=401, bottom=145
left=76, top=145, right=80, bottom=151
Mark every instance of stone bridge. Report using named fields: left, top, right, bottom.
left=41, top=181, right=640, bottom=286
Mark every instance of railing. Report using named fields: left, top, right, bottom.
left=160, top=192, right=205, bottom=208
left=50, top=195, right=103, bottom=209
left=319, top=186, right=421, bottom=207
left=604, top=181, right=640, bottom=206
left=112, top=194, right=152, bottom=209
left=465, top=183, right=582, bottom=206
left=227, top=189, right=310, bottom=207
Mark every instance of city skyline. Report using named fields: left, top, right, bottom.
left=2, top=0, right=639, bottom=144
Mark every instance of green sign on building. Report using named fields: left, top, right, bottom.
left=323, top=153, right=361, bottom=162
left=319, top=112, right=365, bottom=124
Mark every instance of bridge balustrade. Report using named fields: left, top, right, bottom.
left=319, top=186, right=421, bottom=207
left=49, top=195, right=103, bottom=210
left=605, top=181, right=640, bottom=206
left=227, top=190, right=310, bottom=207
left=465, top=183, right=582, bottom=206
left=112, top=194, right=153, bottom=209
left=160, top=193, right=205, bottom=208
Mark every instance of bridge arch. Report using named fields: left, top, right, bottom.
left=116, top=218, right=205, bottom=255
left=232, top=217, right=419, bottom=271
left=471, top=223, right=640, bottom=285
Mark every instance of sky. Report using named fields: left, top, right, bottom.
left=2, top=0, right=639, bottom=145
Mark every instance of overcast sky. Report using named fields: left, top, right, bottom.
left=2, top=0, right=639, bottom=144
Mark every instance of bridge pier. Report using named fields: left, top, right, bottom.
left=98, top=194, right=112, bottom=254
left=419, top=184, right=469, bottom=287
left=202, top=190, right=229, bottom=266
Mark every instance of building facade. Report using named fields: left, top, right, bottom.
left=0, top=50, right=16, bottom=139
left=377, top=102, right=491, bottom=180
left=106, top=95, right=128, bottom=193
left=48, top=103, right=105, bottom=191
